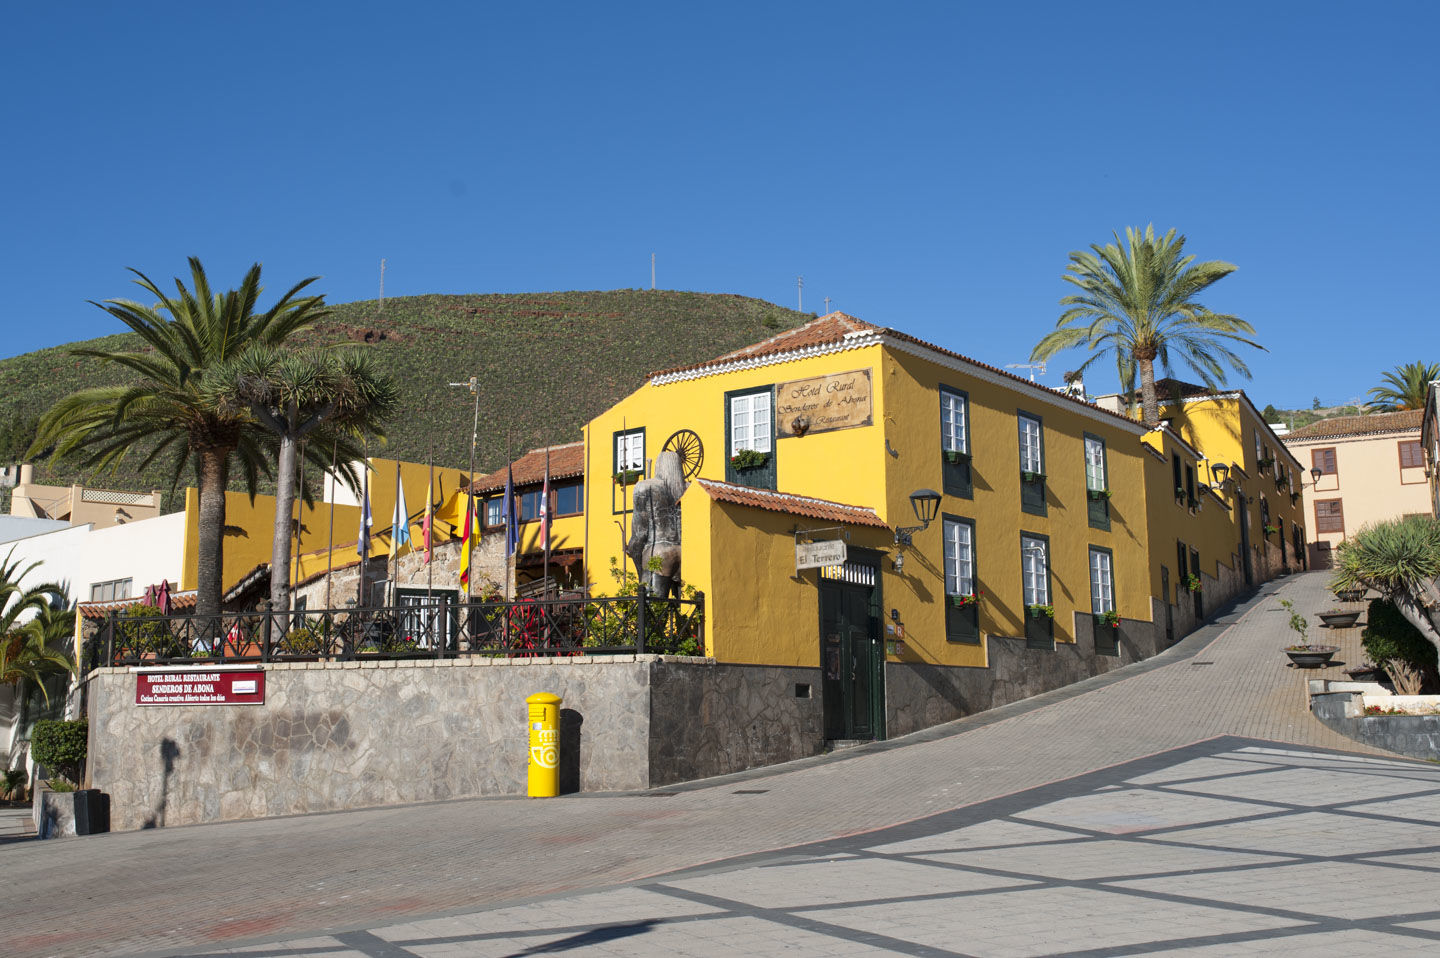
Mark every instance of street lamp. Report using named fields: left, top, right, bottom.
left=892, top=489, right=941, bottom=572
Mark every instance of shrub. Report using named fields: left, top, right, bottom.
left=30, top=719, right=87, bottom=787
left=117, top=603, right=179, bottom=656
left=1362, top=598, right=1439, bottom=695
left=2, top=767, right=26, bottom=801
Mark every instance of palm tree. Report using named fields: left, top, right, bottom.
left=205, top=346, right=399, bottom=611
left=1366, top=361, right=1439, bottom=412
left=0, top=552, right=72, bottom=708
left=1031, top=225, right=1264, bottom=425
left=30, top=258, right=328, bottom=619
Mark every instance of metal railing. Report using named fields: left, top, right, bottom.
left=88, top=587, right=704, bottom=671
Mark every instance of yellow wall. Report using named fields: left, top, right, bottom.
left=1140, top=430, right=1243, bottom=599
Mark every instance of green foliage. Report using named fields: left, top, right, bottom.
left=1367, top=361, right=1439, bottom=412
left=729, top=449, right=770, bottom=470
left=1031, top=225, right=1262, bottom=425
left=2, top=767, right=27, bottom=800
left=585, top=558, right=702, bottom=655
left=1279, top=598, right=1309, bottom=647
left=30, top=718, right=87, bottom=787
left=116, top=603, right=178, bottom=656
left=3, top=290, right=809, bottom=496
left=1026, top=604, right=1055, bottom=619
left=0, top=550, right=71, bottom=703
left=1333, top=516, right=1440, bottom=596
left=283, top=624, right=326, bottom=654
left=1362, top=598, right=1438, bottom=694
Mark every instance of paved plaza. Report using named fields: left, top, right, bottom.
left=7, top=571, right=1439, bottom=957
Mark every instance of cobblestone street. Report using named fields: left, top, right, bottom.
left=8, top=571, right=1436, bottom=958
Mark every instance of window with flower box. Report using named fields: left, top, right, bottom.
left=725, top=386, right=775, bottom=489
left=1089, top=547, right=1118, bottom=656
left=943, top=515, right=979, bottom=644
left=1018, top=412, right=1046, bottom=516
left=940, top=386, right=972, bottom=498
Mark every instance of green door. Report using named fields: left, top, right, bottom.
left=819, top=562, right=883, bottom=741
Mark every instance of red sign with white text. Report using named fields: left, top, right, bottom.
left=136, top=670, right=265, bottom=706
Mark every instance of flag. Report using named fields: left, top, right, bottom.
left=459, top=494, right=478, bottom=590
left=390, top=470, right=411, bottom=560
left=538, top=451, right=551, bottom=553
left=504, top=463, right=519, bottom=558
left=421, top=464, right=434, bottom=564
left=359, top=469, right=373, bottom=557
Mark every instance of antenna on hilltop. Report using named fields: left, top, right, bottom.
left=1005, top=361, right=1047, bottom=383
left=651, top=253, right=656, bottom=290
left=379, top=258, right=386, bottom=311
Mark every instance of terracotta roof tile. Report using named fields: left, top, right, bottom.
left=473, top=441, right=584, bottom=494
left=695, top=479, right=888, bottom=528
left=79, top=591, right=198, bottom=620
left=649, top=312, right=881, bottom=380
left=1283, top=409, right=1422, bottom=441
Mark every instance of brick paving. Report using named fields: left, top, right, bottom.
left=4, top=571, right=1432, bottom=958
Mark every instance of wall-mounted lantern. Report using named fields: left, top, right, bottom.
left=892, top=488, right=941, bottom=572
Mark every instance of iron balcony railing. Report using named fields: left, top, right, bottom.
left=88, top=587, right=703, bottom=671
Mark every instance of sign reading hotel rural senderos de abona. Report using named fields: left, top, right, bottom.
left=796, top=538, right=848, bottom=571
left=777, top=368, right=873, bottom=437
left=136, top=670, right=266, bottom=706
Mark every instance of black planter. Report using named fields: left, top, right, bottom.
left=1284, top=645, right=1339, bottom=669
left=1317, top=610, right=1361, bottom=629
left=74, top=789, right=110, bottom=835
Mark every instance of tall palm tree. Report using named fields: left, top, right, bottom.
left=205, top=346, right=399, bottom=611
left=0, top=552, right=72, bottom=708
left=30, top=258, right=328, bottom=619
left=1031, top=225, right=1264, bottom=425
left=1366, top=361, right=1439, bottom=412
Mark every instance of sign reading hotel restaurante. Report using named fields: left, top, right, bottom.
left=776, top=368, right=873, bottom=437
left=136, top=670, right=265, bottom=706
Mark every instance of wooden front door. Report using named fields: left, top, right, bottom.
left=819, top=559, right=883, bottom=741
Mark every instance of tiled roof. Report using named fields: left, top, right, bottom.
left=79, top=591, right=198, bottom=620
left=649, top=312, right=1146, bottom=432
left=649, top=313, right=881, bottom=380
left=473, top=442, right=584, bottom=494
left=1283, top=409, right=1422, bottom=441
left=695, top=479, right=888, bottom=528
left=1152, top=378, right=1216, bottom=400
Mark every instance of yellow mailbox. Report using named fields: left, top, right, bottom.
left=526, top=692, right=562, bottom=797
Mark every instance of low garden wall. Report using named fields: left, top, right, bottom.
left=83, top=655, right=825, bottom=831
left=1309, top=686, right=1440, bottom=761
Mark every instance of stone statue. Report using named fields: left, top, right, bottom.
left=626, top=451, right=686, bottom=598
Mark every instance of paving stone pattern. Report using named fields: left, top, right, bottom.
left=6, top=571, right=1431, bottom=958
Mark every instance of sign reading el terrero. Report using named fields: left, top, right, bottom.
left=796, top=538, right=848, bottom=571
left=776, top=368, right=873, bottom=437
left=136, top=670, right=265, bottom=706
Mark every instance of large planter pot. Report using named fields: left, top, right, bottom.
left=1317, top=610, right=1361, bottom=629
left=1285, top=645, right=1339, bottom=669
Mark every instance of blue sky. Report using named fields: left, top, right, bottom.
left=3, top=2, right=1435, bottom=409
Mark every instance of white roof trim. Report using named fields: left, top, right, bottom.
left=879, top=335, right=1149, bottom=436
left=648, top=332, right=883, bottom=385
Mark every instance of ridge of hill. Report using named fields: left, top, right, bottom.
left=0, top=290, right=814, bottom=505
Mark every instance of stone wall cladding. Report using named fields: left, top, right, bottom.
left=86, top=656, right=652, bottom=831
left=648, top=660, right=824, bottom=786
left=1310, top=692, right=1440, bottom=761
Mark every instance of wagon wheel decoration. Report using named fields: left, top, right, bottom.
left=661, top=429, right=704, bottom=480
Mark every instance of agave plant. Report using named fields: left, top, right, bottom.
left=1333, top=516, right=1440, bottom=653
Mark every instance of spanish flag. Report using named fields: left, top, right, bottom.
left=458, top=494, right=480, bottom=590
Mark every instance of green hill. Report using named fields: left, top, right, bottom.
left=0, top=290, right=813, bottom=504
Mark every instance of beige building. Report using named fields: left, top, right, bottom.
left=7, top=463, right=164, bottom=526
left=1282, top=409, right=1430, bottom=567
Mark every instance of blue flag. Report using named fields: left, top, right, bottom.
left=504, top=463, right=518, bottom=557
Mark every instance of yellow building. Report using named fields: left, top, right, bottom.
left=581, top=314, right=1272, bottom=741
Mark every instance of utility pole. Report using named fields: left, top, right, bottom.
left=650, top=253, right=656, bottom=290
left=797, top=275, right=804, bottom=312
left=379, top=258, right=386, bottom=311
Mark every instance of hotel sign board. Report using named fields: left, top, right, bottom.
left=776, top=368, right=873, bottom=437
left=796, top=539, right=848, bottom=571
left=136, top=670, right=265, bottom=706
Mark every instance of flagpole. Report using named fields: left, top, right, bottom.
left=391, top=459, right=402, bottom=605
left=426, top=450, right=434, bottom=607
left=325, top=441, right=337, bottom=610
left=543, top=444, right=551, bottom=595
left=449, top=376, right=480, bottom=607
left=506, top=430, right=512, bottom=600
left=357, top=441, right=369, bottom=609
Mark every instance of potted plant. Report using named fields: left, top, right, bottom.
left=943, top=449, right=970, bottom=465
left=729, top=449, right=770, bottom=471
left=1257, top=456, right=1275, bottom=474
left=612, top=468, right=644, bottom=484
left=1263, top=524, right=1279, bottom=537
left=1279, top=598, right=1338, bottom=668
left=1174, top=485, right=1186, bottom=503
left=950, top=591, right=982, bottom=608
left=1087, top=488, right=1111, bottom=501
left=1094, top=609, right=1121, bottom=627
left=1021, top=470, right=1046, bottom=484
left=1317, top=607, right=1362, bottom=629
left=1026, top=603, right=1055, bottom=619
left=1290, top=491, right=1301, bottom=505
left=1184, top=573, right=1202, bottom=593
left=1276, top=474, right=1291, bottom=490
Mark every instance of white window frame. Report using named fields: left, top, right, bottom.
left=615, top=430, right=645, bottom=472
left=1019, top=415, right=1043, bottom=474
left=1021, top=535, right=1049, bottom=606
left=90, top=577, right=133, bottom=603
left=485, top=497, right=503, bottom=526
left=941, top=390, right=968, bottom=454
left=942, top=518, right=974, bottom=597
left=729, top=392, right=772, bottom=456
left=1084, top=436, right=1106, bottom=491
left=1089, top=548, right=1115, bottom=614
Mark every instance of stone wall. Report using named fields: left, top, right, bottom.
left=1311, top=690, right=1440, bottom=761
left=293, top=535, right=511, bottom=610
left=84, top=656, right=826, bottom=830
